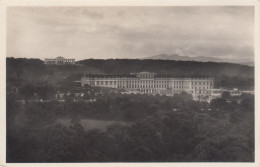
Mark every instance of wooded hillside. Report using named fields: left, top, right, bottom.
left=7, top=58, right=254, bottom=89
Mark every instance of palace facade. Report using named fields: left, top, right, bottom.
left=81, top=72, right=214, bottom=100
left=45, top=56, right=75, bottom=65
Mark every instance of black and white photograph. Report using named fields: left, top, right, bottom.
left=2, top=2, right=259, bottom=165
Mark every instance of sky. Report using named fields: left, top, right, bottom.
left=7, top=6, right=254, bottom=61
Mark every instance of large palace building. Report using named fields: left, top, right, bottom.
left=45, top=56, right=75, bottom=65
left=81, top=72, right=214, bottom=100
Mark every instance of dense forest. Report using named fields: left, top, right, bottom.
left=7, top=92, right=254, bottom=162
left=6, top=57, right=255, bottom=162
left=78, top=59, right=253, bottom=77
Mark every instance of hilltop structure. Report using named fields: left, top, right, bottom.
left=81, top=72, right=214, bottom=101
left=44, top=56, right=75, bottom=65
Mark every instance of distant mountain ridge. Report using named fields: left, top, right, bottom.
left=143, top=54, right=254, bottom=66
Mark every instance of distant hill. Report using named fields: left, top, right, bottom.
left=6, top=58, right=254, bottom=89
left=143, top=54, right=254, bottom=66
left=77, top=58, right=253, bottom=77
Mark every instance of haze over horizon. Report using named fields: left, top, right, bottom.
left=7, top=6, right=254, bottom=61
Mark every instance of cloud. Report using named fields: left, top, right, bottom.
left=7, top=6, right=254, bottom=61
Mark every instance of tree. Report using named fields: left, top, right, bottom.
left=222, top=91, right=231, bottom=100
left=241, top=95, right=254, bottom=112
left=210, top=98, right=227, bottom=110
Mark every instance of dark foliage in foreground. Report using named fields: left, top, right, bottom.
left=7, top=93, right=254, bottom=162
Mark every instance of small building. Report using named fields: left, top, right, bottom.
left=45, top=56, right=75, bottom=65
